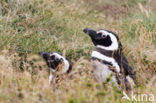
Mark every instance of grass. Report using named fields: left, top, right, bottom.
left=0, top=0, right=156, bottom=103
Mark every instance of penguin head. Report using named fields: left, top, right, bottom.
left=38, top=51, right=64, bottom=69
left=83, top=28, right=122, bottom=50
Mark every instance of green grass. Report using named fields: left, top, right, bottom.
left=0, top=0, right=156, bottom=103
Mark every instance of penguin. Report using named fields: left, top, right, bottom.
left=39, top=51, right=72, bottom=84
left=83, top=28, right=136, bottom=91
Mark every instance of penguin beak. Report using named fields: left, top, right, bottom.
left=38, top=51, right=46, bottom=56
left=38, top=51, right=50, bottom=60
left=83, top=28, right=97, bottom=39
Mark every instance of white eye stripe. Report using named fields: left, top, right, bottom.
left=97, top=31, right=107, bottom=36
left=50, top=54, right=54, bottom=56
left=96, top=30, right=119, bottom=50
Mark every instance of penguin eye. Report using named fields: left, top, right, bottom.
left=102, top=35, right=106, bottom=38
left=51, top=55, right=55, bottom=59
left=60, top=58, right=63, bottom=61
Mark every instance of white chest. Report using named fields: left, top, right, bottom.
left=48, top=60, right=69, bottom=85
left=91, top=51, right=120, bottom=73
left=62, top=59, right=70, bottom=73
left=91, top=60, right=118, bottom=86
left=91, top=60, right=112, bottom=82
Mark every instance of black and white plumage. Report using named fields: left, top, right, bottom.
left=83, top=28, right=136, bottom=91
left=39, top=51, right=72, bottom=84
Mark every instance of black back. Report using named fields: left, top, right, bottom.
left=66, top=57, right=72, bottom=73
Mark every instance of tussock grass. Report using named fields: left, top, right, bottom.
left=0, top=0, right=156, bottom=103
